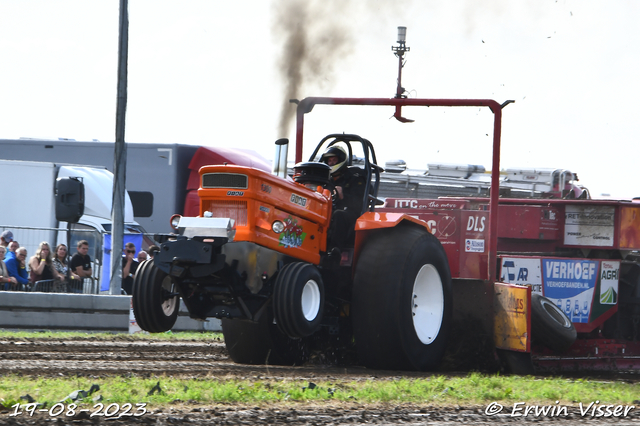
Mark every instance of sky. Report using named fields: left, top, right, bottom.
left=0, top=0, right=638, bottom=198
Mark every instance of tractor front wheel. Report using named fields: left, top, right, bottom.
left=273, top=262, right=325, bottom=338
left=132, top=260, right=180, bottom=333
left=352, top=225, right=453, bottom=371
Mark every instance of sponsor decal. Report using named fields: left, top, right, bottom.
left=508, top=296, right=525, bottom=312
left=564, top=205, right=615, bottom=247
left=392, top=199, right=465, bottom=209
left=500, top=257, right=543, bottom=294
left=425, top=219, right=437, bottom=234
left=437, top=215, right=457, bottom=238
left=417, top=216, right=457, bottom=238
left=539, top=209, right=560, bottom=233
left=279, top=216, right=306, bottom=248
left=259, top=206, right=270, bottom=213
left=290, top=193, right=308, bottom=207
left=226, top=190, right=244, bottom=196
left=466, top=216, right=486, bottom=232
left=261, top=183, right=272, bottom=193
left=465, top=239, right=484, bottom=252
left=542, top=259, right=599, bottom=323
left=395, top=199, right=419, bottom=208
left=600, top=261, right=620, bottom=305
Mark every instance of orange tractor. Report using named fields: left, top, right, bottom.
left=133, top=129, right=453, bottom=370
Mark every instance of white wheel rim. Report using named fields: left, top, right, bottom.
left=412, top=264, right=444, bottom=345
left=161, top=275, right=178, bottom=316
left=301, top=279, right=321, bottom=322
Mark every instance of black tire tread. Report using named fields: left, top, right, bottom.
left=273, top=263, right=301, bottom=338
left=222, top=307, right=309, bottom=365
left=273, top=262, right=324, bottom=338
left=132, top=259, right=154, bottom=331
left=531, top=293, right=577, bottom=352
left=352, top=224, right=452, bottom=371
left=132, top=259, right=179, bottom=333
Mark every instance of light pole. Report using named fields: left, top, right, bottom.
left=111, top=0, right=129, bottom=295
left=391, top=26, right=413, bottom=123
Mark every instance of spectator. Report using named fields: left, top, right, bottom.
left=137, top=250, right=148, bottom=262
left=122, top=242, right=138, bottom=295
left=0, top=230, right=13, bottom=249
left=5, top=247, right=29, bottom=290
left=147, top=244, right=160, bottom=259
left=29, top=242, right=65, bottom=287
left=0, top=246, right=18, bottom=290
left=70, top=240, right=92, bottom=290
left=5, top=241, right=19, bottom=261
left=53, top=243, right=76, bottom=281
left=52, top=243, right=74, bottom=293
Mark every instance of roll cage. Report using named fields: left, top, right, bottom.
left=309, top=133, right=384, bottom=216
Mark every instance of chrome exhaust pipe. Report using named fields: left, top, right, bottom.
left=272, top=138, right=289, bottom=178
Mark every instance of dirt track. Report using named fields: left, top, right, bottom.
left=1, top=338, right=639, bottom=425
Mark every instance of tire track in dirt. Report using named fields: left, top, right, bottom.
left=2, top=338, right=640, bottom=425
left=0, top=339, right=446, bottom=380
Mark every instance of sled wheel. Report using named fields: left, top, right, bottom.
left=221, top=305, right=309, bottom=365
left=132, top=259, right=180, bottom=333
left=531, top=293, right=577, bottom=352
left=273, top=262, right=324, bottom=338
left=352, top=225, right=453, bottom=371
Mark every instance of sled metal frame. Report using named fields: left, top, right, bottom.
left=295, top=97, right=506, bottom=283
left=293, top=97, right=640, bottom=372
left=534, top=339, right=640, bottom=372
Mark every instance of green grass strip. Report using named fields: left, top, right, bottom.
left=1, top=332, right=639, bottom=410
left=1, top=373, right=639, bottom=410
left=0, top=330, right=223, bottom=341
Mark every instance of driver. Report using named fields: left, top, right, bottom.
left=321, top=146, right=367, bottom=249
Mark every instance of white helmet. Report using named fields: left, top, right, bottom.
left=320, top=146, right=348, bottom=175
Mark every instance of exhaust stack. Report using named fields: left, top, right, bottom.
left=272, top=138, right=289, bottom=178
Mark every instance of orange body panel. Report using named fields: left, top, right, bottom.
left=355, top=211, right=433, bottom=232
left=620, top=206, right=640, bottom=249
left=353, top=212, right=432, bottom=266
left=197, top=165, right=332, bottom=264
left=494, top=282, right=531, bottom=352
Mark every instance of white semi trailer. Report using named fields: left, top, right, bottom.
left=0, top=159, right=146, bottom=292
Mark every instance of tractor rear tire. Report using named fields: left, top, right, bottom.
left=132, top=259, right=180, bottom=333
left=222, top=306, right=309, bottom=365
left=273, top=262, right=324, bottom=338
left=352, top=225, right=452, bottom=371
left=531, top=294, right=577, bottom=352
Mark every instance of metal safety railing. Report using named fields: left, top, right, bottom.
left=2, top=277, right=97, bottom=294
left=1, top=224, right=160, bottom=295
left=30, top=278, right=98, bottom=294
left=0, top=224, right=102, bottom=293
